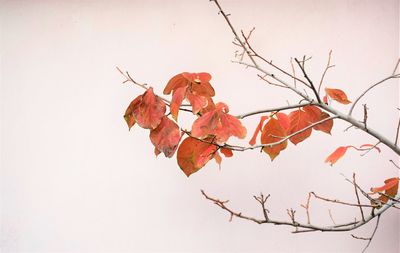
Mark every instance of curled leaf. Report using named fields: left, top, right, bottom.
left=325, top=88, right=351, bottom=104
left=124, top=95, right=142, bottom=130
left=220, top=147, right=233, bottom=157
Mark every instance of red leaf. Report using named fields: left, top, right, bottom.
left=170, top=86, right=187, bottom=121
left=191, top=102, right=247, bottom=144
left=135, top=87, right=166, bottom=129
left=186, top=92, right=208, bottom=114
left=303, top=105, right=321, bottom=122
left=249, top=116, right=269, bottom=145
left=288, top=109, right=312, bottom=145
left=360, top=144, right=381, bottom=153
left=261, top=118, right=288, bottom=161
left=325, top=146, right=349, bottom=166
left=313, top=111, right=333, bottom=134
left=371, top=177, right=399, bottom=204
left=276, top=112, right=290, bottom=130
left=163, top=73, right=189, bottom=95
left=176, top=137, right=218, bottom=177
left=163, top=72, right=215, bottom=120
left=124, top=95, right=142, bottom=130
left=325, top=88, right=351, bottom=104
left=220, top=148, right=233, bottom=157
left=150, top=116, right=181, bottom=158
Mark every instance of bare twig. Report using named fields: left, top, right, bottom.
left=352, top=214, right=381, bottom=253
left=389, top=159, right=400, bottom=169
left=318, top=50, right=335, bottom=94
left=300, top=193, right=312, bottom=224
left=328, top=209, right=336, bottom=225
left=294, top=58, right=322, bottom=103
left=353, top=173, right=365, bottom=221
left=311, top=192, right=377, bottom=208
left=348, top=73, right=400, bottom=116
left=236, top=101, right=316, bottom=119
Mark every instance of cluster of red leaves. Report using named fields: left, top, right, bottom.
left=125, top=72, right=246, bottom=177
left=124, top=74, right=398, bottom=199
left=249, top=105, right=333, bottom=160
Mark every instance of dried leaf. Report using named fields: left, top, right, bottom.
left=220, top=148, right=233, bottom=157
left=325, top=88, right=351, bottom=104
left=135, top=87, right=166, bottom=129
left=150, top=116, right=181, bottom=158
left=124, top=95, right=142, bottom=130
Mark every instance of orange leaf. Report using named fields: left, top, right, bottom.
left=124, top=95, right=142, bottom=130
left=249, top=116, right=269, bottom=145
left=177, top=137, right=218, bottom=177
left=371, top=177, right=399, bottom=204
left=288, top=109, right=312, bottom=145
left=261, top=118, right=288, bottom=161
left=213, top=151, right=222, bottom=169
left=325, top=146, right=349, bottom=166
left=191, top=102, right=246, bottom=144
left=150, top=116, right=181, bottom=158
left=220, top=148, right=233, bottom=157
left=182, top=72, right=215, bottom=97
left=313, top=111, right=333, bottom=134
left=325, top=88, right=351, bottom=104
left=170, top=86, right=187, bottom=121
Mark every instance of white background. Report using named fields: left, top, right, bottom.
left=1, top=0, right=399, bottom=252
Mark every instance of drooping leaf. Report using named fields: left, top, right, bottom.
left=303, top=105, right=322, bottom=123
left=124, top=95, right=142, bottom=130
left=135, top=87, right=166, bottom=129
left=360, top=144, right=381, bottom=153
left=220, top=147, right=233, bottom=157
left=313, top=111, right=333, bottom=134
left=276, top=112, right=290, bottom=130
left=325, top=88, right=351, bottom=104
left=325, top=146, right=349, bottom=166
left=176, top=137, right=218, bottom=177
left=186, top=92, right=208, bottom=114
left=170, top=86, right=187, bottom=121
left=302, top=105, right=333, bottom=134
left=371, top=177, right=399, bottom=204
left=249, top=116, right=269, bottom=146
left=261, top=118, right=288, bottom=161
left=325, top=143, right=380, bottom=166
left=191, top=102, right=246, bottom=144
left=213, top=151, right=222, bottom=169
left=150, top=116, right=181, bottom=158
left=288, top=109, right=312, bottom=145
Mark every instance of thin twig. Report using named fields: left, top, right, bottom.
left=311, top=192, right=377, bottom=208
left=353, top=173, right=365, bottom=221
left=294, top=58, right=322, bottom=103
left=318, top=50, right=335, bottom=95
left=236, top=102, right=316, bottom=119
